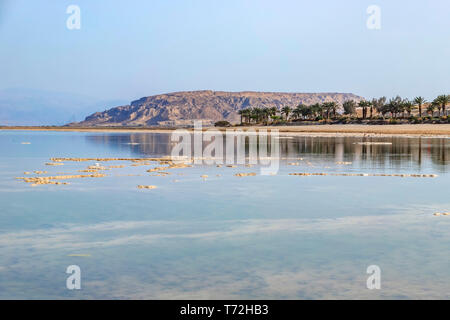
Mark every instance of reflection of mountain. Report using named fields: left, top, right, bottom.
left=0, top=88, right=127, bottom=126
left=86, top=133, right=174, bottom=157
left=85, top=133, right=449, bottom=171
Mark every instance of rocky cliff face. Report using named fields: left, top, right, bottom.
left=75, top=90, right=364, bottom=127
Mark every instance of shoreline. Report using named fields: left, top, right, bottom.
left=1, top=124, right=450, bottom=137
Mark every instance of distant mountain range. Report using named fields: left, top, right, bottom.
left=75, top=90, right=364, bottom=127
left=0, top=88, right=127, bottom=126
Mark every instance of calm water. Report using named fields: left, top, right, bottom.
left=0, top=130, right=449, bottom=299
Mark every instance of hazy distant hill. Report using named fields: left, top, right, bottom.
left=0, top=88, right=127, bottom=126
left=75, top=90, right=364, bottom=127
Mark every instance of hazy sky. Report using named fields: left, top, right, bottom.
left=0, top=0, right=449, bottom=101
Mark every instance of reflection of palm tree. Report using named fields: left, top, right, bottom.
left=414, top=96, right=426, bottom=117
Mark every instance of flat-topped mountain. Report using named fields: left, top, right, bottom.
left=74, top=90, right=364, bottom=127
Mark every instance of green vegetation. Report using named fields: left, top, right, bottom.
left=214, top=120, right=232, bottom=127
left=237, top=94, right=450, bottom=125
left=414, top=96, right=426, bottom=117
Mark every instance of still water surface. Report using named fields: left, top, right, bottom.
left=0, top=130, right=449, bottom=299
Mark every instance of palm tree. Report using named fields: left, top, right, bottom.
left=262, top=107, right=271, bottom=125
left=436, top=95, right=449, bottom=116
left=321, top=103, right=330, bottom=119
left=250, top=107, right=259, bottom=123
left=367, top=101, right=373, bottom=119
left=431, top=99, right=441, bottom=117
left=329, top=102, right=338, bottom=118
left=414, top=96, right=426, bottom=117
left=239, top=109, right=250, bottom=124
left=386, top=96, right=403, bottom=119
left=237, top=110, right=244, bottom=124
left=253, top=107, right=261, bottom=123
left=302, top=105, right=312, bottom=119
left=247, top=109, right=252, bottom=123
left=281, top=106, right=291, bottom=121
left=296, top=104, right=310, bottom=120
left=322, top=102, right=337, bottom=119
left=292, top=107, right=302, bottom=121
left=369, top=99, right=377, bottom=118
left=247, top=108, right=254, bottom=123
left=427, top=103, right=436, bottom=117
left=269, top=107, right=278, bottom=120
left=309, top=103, right=322, bottom=119
left=343, top=100, right=356, bottom=116
left=358, top=101, right=370, bottom=119
left=248, top=108, right=253, bottom=123
left=378, top=104, right=390, bottom=119
left=256, top=107, right=264, bottom=123
left=264, top=107, right=277, bottom=124
left=369, top=99, right=375, bottom=118
left=403, top=100, right=413, bottom=118
left=370, top=97, right=387, bottom=119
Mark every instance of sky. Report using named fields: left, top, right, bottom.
left=0, top=0, right=449, bottom=102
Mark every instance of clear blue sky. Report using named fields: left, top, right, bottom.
left=0, top=0, right=449, bottom=101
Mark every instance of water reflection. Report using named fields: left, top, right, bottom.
left=86, top=133, right=449, bottom=172
left=1, top=131, right=450, bottom=299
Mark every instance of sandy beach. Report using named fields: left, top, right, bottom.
left=253, top=124, right=450, bottom=137
left=1, top=124, right=450, bottom=137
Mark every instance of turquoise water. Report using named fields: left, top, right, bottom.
left=0, top=130, right=449, bottom=299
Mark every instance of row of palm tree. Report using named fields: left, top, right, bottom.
left=238, top=107, right=278, bottom=124
left=237, top=94, right=449, bottom=124
left=357, top=95, right=449, bottom=119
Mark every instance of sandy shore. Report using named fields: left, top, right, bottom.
left=255, top=124, right=450, bottom=137
left=1, top=124, right=450, bottom=137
